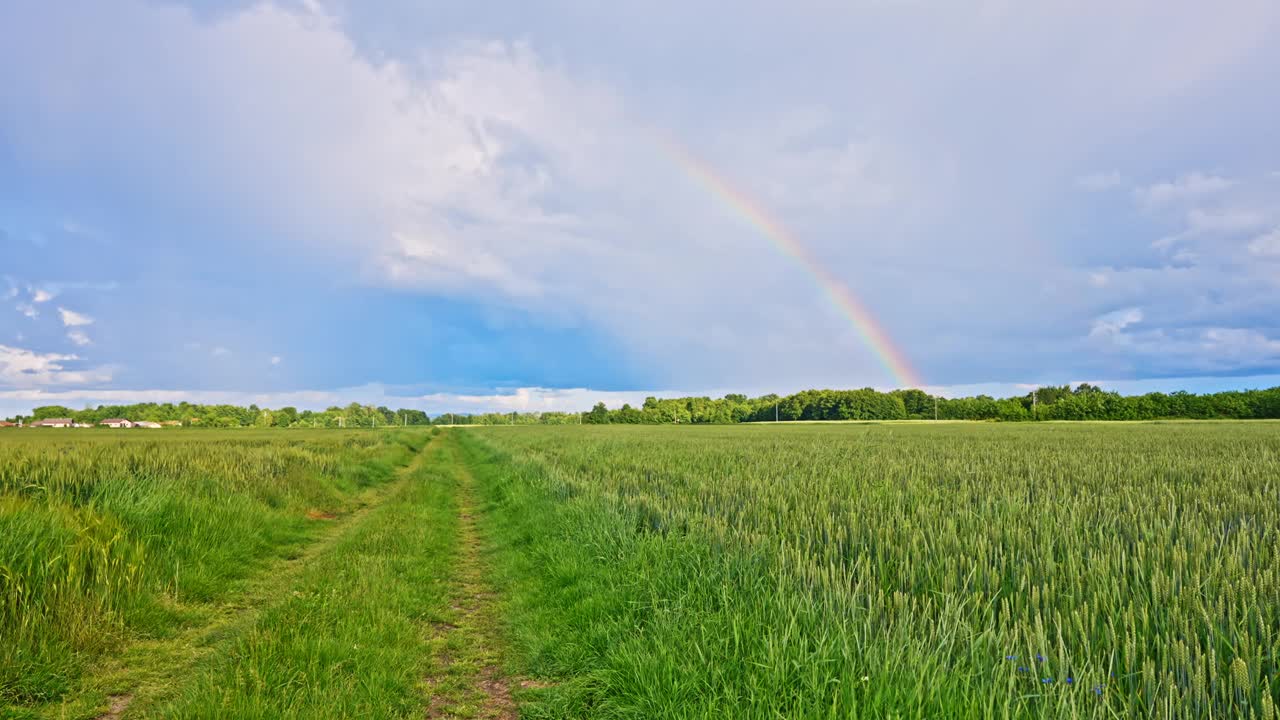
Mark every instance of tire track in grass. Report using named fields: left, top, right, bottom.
left=423, top=433, right=538, bottom=719
left=55, top=435, right=440, bottom=720
left=138, top=434, right=455, bottom=718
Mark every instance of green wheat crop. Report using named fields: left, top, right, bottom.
left=464, top=422, right=1280, bottom=719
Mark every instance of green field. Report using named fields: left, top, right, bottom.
left=3, top=424, right=1278, bottom=718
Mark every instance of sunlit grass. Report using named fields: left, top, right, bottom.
left=464, top=422, right=1280, bottom=718
left=143, top=436, right=456, bottom=719
left=0, top=429, right=423, bottom=709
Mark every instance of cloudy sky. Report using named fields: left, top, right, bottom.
left=3, top=0, right=1279, bottom=415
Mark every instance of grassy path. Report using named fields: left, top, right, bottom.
left=12, top=430, right=536, bottom=720
left=135, top=435, right=458, bottom=719
left=26, top=457, right=424, bottom=720
left=421, top=436, right=534, bottom=719
left=19, top=433, right=454, bottom=720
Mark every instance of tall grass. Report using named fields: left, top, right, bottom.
left=144, top=436, right=456, bottom=719
left=0, top=429, right=421, bottom=706
left=463, top=423, right=1280, bottom=718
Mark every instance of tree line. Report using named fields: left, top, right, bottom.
left=7, top=384, right=1280, bottom=427
left=7, top=402, right=432, bottom=428
left=584, top=385, right=1280, bottom=423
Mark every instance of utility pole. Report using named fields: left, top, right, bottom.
left=934, top=396, right=938, bottom=421
left=775, top=401, right=779, bottom=422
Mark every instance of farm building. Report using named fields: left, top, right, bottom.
left=31, top=418, right=74, bottom=428
left=100, top=418, right=134, bottom=428
left=160, top=420, right=183, bottom=427
left=134, top=421, right=163, bottom=429
left=0, top=421, right=15, bottom=427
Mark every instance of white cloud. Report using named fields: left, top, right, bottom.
left=57, top=307, right=94, bottom=327
left=1089, top=307, right=1143, bottom=339
left=16, top=303, right=37, bottom=318
left=270, top=355, right=282, bottom=365
left=1136, top=173, right=1280, bottom=275
left=66, top=330, right=92, bottom=346
left=31, top=288, right=54, bottom=303
left=1185, top=207, right=1267, bottom=235
left=418, top=386, right=658, bottom=413
left=1200, top=328, right=1280, bottom=356
left=0, top=0, right=923, bottom=389
left=212, top=346, right=231, bottom=357
left=1248, top=228, right=1280, bottom=257
left=2, top=1, right=1279, bottom=389
left=1077, top=171, right=1125, bottom=191
left=0, top=344, right=111, bottom=387
left=1086, top=318, right=1280, bottom=374
left=1133, top=172, right=1235, bottom=208
left=0, top=383, right=663, bottom=416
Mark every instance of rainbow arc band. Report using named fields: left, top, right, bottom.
left=661, top=138, right=922, bottom=389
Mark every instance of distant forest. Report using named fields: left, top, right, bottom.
left=578, top=384, right=1280, bottom=424
left=6, top=384, right=1280, bottom=427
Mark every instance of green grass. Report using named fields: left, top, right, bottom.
left=0, top=429, right=429, bottom=714
left=6, top=422, right=1279, bottom=718
left=139, top=434, right=458, bottom=718
left=459, top=422, right=1280, bottom=719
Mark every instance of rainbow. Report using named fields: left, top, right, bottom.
left=660, top=139, right=922, bottom=389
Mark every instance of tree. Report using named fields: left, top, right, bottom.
left=584, top=402, right=611, bottom=424
left=894, top=389, right=933, bottom=418
left=32, top=406, right=75, bottom=420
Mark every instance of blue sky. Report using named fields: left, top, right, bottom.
left=3, top=0, right=1280, bottom=415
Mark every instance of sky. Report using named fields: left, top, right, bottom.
left=2, top=0, right=1280, bottom=416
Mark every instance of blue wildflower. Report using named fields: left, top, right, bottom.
left=1093, top=685, right=1104, bottom=695
left=1036, top=654, right=1046, bottom=662
left=1065, top=677, right=1074, bottom=685
left=1005, top=655, right=1018, bottom=661
left=1018, top=666, right=1029, bottom=673
left=1042, top=678, right=1053, bottom=684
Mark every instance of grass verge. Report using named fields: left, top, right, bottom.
left=131, top=434, right=458, bottom=718
left=2, top=430, right=434, bottom=719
